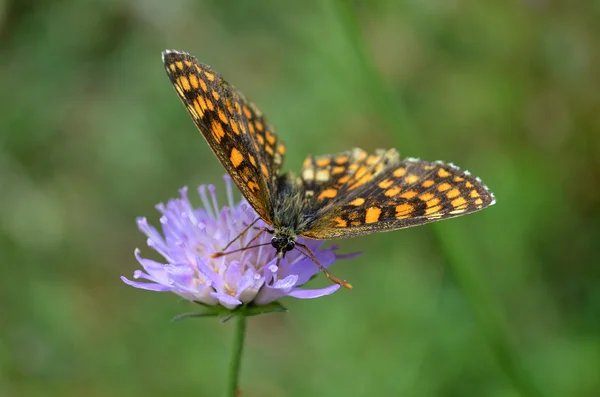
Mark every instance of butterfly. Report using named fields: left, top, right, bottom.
left=162, top=50, right=496, bottom=288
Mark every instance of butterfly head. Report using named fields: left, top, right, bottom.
left=271, top=232, right=296, bottom=259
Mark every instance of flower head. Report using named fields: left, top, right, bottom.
left=122, top=176, right=358, bottom=309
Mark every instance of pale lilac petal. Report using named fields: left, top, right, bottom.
left=211, top=292, right=242, bottom=308
left=121, top=276, right=172, bottom=291
left=288, top=284, right=340, bottom=299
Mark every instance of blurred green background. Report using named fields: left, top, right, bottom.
left=1, top=0, right=599, bottom=396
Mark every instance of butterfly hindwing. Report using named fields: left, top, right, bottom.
left=163, top=50, right=284, bottom=223
left=301, top=154, right=496, bottom=239
left=300, top=148, right=400, bottom=204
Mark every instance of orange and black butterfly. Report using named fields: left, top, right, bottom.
left=162, top=50, right=495, bottom=288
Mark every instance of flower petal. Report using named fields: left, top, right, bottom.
left=121, top=276, right=172, bottom=291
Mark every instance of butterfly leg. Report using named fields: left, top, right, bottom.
left=295, top=242, right=353, bottom=289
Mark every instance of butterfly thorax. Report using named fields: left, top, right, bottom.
left=269, top=172, right=314, bottom=257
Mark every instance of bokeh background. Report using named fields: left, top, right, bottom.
left=2, top=0, right=599, bottom=396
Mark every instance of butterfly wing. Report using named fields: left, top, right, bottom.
left=300, top=150, right=495, bottom=239
left=163, top=50, right=285, bottom=223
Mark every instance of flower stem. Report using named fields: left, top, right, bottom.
left=227, top=316, right=247, bottom=397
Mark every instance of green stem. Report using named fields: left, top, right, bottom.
left=331, top=1, right=542, bottom=397
left=227, top=316, right=247, bottom=397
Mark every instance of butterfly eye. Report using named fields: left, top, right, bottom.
left=285, top=240, right=295, bottom=252
left=271, top=236, right=283, bottom=250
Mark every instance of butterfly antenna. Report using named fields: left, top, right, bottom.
left=295, top=242, right=352, bottom=289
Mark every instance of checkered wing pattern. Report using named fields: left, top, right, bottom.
left=163, top=50, right=285, bottom=223
left=301, top=154, right=496, bottom=239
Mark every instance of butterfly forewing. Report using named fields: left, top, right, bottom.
left=162, top=50, right=284, bottom=223
left=301, top=156, right=495, bottom=239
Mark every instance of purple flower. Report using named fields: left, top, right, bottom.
left=122, top=176, right=358, bottom=309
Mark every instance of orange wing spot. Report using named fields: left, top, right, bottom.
left=318, top=188, right=338, bottom=200
left=419, top=192, right=435, bottom=201
left=405, top=174, right=419, bottom=184
left=265, top=131, right=276, bottom=146
left=260, top=163, right=269, bottom=178
left=256, top=134, right=264, bottom=145
left=193, top=98, right=204, bottom=118
left=204, top=70, right=215, bottom=81
left=425, top=205, right=442, bottom=215
left=470, top=190, right=480, bottom=198
left=393, top=167, right=407, bottom=177
left=335, top=155, right=348, bottom=164
left=188, top=74, right=199, bottom=88
left=366, top=155, right=381, bottom=165
left=212, top=90, right=220, bottom=101
left=334, top=217, right=347, bottom=227
left=238, top=122, right=247, bottom=135
left=438, top=168, right=451, bottom=178
left=199, top=78, right=208, bottom=92
left=351, top=221, right=361, bottom=226
left=197, top=96, right=207, bottom=110
left=243, top=105, right=252, bottom=119
left=234, top=102, right=241, bottom=115
left=316, top=158, right=331, bottom=167
left=230, top=120, right=240, bottom=135
left=175, top=61, right=184, bottom=70
left=355, top=151, right=367, bottom=161
left=378, top=179, right=394, bottom=189
left=225, top=99, right=233, bottom=113
left=248, top=154, right=257, bottom=167
left=454, top=176, right=464, bottom=182
left=350, top=197, right=365, bottom=206
left=396, top=203, right=414, bottom=216
left=437, top=183, right=451, bottom=192
left=211, top=119, right=226, bottom=143
left=169, top=63, right=176, bottom=72
left=400, top=190, right=418, bottom=199
left=230, top=147, right=244, bottom=168
left=427, top=197, right=441, bottom=207
left=255, top=120, right=264, bottom=131
left=451, top=197, right=467, bottom=208
left=265, top=145, right=274, bottom=156
left=338, top=175, right=351, bottom=184
left=205, top=98, right=214, bottom=111
left=385, top=187, right=401, bottom=197
left=355, top=166, right=368, bottom=179
left=475, top=198, right=483, bottom=205
left=424, top=164, right=436, bottom=170
left=332, top=166, right=345, bottom=175
left=303, top=157, right=312, bottom=168
left=422, top=180, right=435, bottom=188
left=348, top=173, right=372, bottom=190
left=365, top=207, right=382, bottom=224
left=277, top=145, right=286, bottom=156
left=446, top=188, right=460, bottom=199
left=218, top=109, right=229, bottom=124
left=247, top=181, right=259, bottom=191
left=465, top=181, right=473, bottom=188
left=184, top=60, right=192, bottom=67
